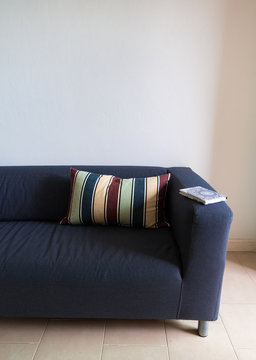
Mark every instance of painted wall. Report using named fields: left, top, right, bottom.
left=209, top=0, right=256, bottom=239
left=0, top=0, right=255, bottom=239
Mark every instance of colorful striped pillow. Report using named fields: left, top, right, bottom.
left=61, top=168, right=170, bottom=228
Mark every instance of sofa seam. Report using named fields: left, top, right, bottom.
left=176, top=281, right=183, bottom=319
left=213, top=271, right=225, bottom=321
left=214, top=285, right=222, bottom=320
left=176, top=206, right=196, bottom=319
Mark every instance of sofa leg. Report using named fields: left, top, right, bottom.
left=198, top=321, right=209, bottom=337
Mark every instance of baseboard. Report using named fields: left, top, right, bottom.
left=227, top=238, right=256, bottom=252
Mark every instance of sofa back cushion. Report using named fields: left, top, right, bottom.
left=0, top=166, right=169, bottom=221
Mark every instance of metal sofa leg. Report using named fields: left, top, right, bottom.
left=198, top=321, right=209, bottom=337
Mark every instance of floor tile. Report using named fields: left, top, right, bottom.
left=220, top=304, right=256, bottom=349
left=165, top=318, right=237, bottom=360
left=34, top=319, right=105, bottom=360
left=0, top=344, right=37, bottom=360
left=104, top=319, right=166, bottom=345
left=0, top=319, right=47, bottom=343
left=235, top=252, right=256, bottom=283
left=221, top=252, right=256, bottom=303
left=236, top=349, right=256, bottom=360
left=102, top=345, right=169, bottom=360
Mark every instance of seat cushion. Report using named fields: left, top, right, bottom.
left=0, top=221, right=182, bottom=318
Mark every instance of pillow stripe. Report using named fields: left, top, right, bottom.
left=119, top=178, right=133, bottom=226
left=117, top=178, right=122, bottom=225
left=106, top=177, right=121, bottom=225
left=145, top=176, right=157, bottom=228
left=130, top=178, right=135, bottom=226
left=68, top=169, right=79, bottom=224
left=93, top=175, right=112, bottom=225
left=133, top=178, right=146, bottom=227
left=143, top=178, right=147, bottom=227
left=117, top=178, right=123, bottom=225
left=61, top=169, right=170, bottom=229
left=104, top=176, right=114, bottom=225
left=91, top=174, right=102, bottom=224
left=158, top=173, right=170, bottom=227
left=81, top=173, right=101, bottom=224
left=60, top=168, right=79, bottom=225
left=71, top=170, right=89, bottom=224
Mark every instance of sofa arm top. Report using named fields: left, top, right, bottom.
left=166, top=167, right=233, bottom=273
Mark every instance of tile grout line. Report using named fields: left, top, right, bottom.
left=99, top=320, right=106, bottom=360
left=227, top=253, right=254, bottom=278
left=221, top=302, right=256, bottom=305
left=231, top=252, right=256, bottom=286
left=31, top=319, right=49, bottom=360
left=164, top=320, right=171, bottom=360
left=247, top=274, right=256, bottom=287
left=237, top=255, right=256, bottom=287
left=0, top=342, right=39, bottom=344
left=219, top=314, right=239, bottom=360
left=103, top=344, right=168, bottom=347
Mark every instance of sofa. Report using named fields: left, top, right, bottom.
left=0, top=165, right=233, bottom=337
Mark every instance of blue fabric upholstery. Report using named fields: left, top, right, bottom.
left=0, top=165, right=233, bottom=321
left=167, top=167, right=233, bottom=320
left=0, top=166, right=167, bottom=221
left=0, top=221, right=181, bottom=318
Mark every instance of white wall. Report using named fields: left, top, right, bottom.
left=0, top=0, right=255, bottom=240
left=0, top=0, right=224, bottom=169
left=209, top=0, right=256, bottom=239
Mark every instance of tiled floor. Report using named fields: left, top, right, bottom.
left=0, top=252, right=256, bottom=360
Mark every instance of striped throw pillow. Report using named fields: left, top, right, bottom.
left=61, top=168, right=170, bottom=228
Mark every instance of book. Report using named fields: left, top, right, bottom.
left=179, top=186, right=227, bottom=205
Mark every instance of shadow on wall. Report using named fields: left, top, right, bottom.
left=209, top=0, right=256, bottom=240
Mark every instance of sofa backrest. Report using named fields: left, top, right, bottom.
left=0, top=166, right=169, bottom=221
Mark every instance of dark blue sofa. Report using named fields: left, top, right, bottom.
left=0, top=166, right=233, bottom=336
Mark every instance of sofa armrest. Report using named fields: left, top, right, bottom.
left=166, top=167, right=233, bottom=320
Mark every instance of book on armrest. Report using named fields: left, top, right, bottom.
left=179, top=186, right=227, bottom=205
